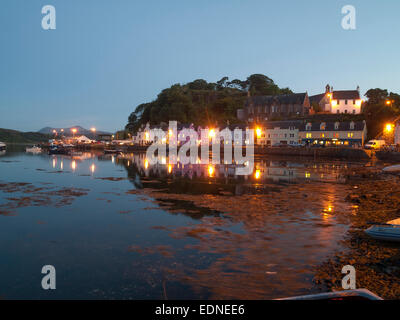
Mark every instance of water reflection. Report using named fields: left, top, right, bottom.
left=112, top=153, right=349, bottom=186
left=0, top=150, right=362, bottom=299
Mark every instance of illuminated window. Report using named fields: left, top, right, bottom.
left=306, top=133, right=312, bottom=138
left=348, top=132, right=354, bottom=138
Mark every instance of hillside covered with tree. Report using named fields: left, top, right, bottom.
left=126, top=74, right=292, bottom=132
left=362, top=88, right=400, bottom=139
left=0, top=128, right=50, bottom=143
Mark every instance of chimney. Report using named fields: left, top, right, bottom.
left=325, top=84, right=330, bottom=93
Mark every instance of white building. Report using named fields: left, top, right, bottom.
left=309, top=85, right=363, bottom=114
left=257, top=121, right=301, bottom=146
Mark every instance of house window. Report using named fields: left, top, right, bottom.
left=306, top=123, right=312, bottom=131
left=321, top=133, right=325, bottom=138
left=306, top=133, right=312, bottom=138
left=352, top=110, right=356, bottom=114
left=344, top=110, right=348, bottom=114
left=348, top=132, right=354, bottom=138
left=334, top=122, right=339, bottom=130
left=353, top=100, right=356, bottom=104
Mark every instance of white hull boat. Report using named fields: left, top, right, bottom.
left=26, top=146, right=42, bottom=153
left=278, top=289, right=382, bottom=300
left=0, top=141, right=6, bottom=151
left=382, top=164, right=400, bottom=173
left=365, top=218, right=400, bottom=242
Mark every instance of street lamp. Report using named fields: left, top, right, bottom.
left=71, top=128, right=77, bottom=138
left=256, top=127, right=262, bottom=139
left=385, top=123, right=394, bottom=133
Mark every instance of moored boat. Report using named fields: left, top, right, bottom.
left=104, top=149, right=122, bottom=154
left=26, top=145, right=42, bottom=153
left=365, top=218, right=400, bottom=242
left=0, top=141, right=6, bottom=151
left=48, top=146, right=72, bottom=155
left=382, top=164, right=400, bottom=173
left=277, top=289, right=382, bottom=300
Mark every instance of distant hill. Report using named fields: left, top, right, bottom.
left=0, top=128, right=50, bottom=143
left=38, top=126, right=111, bottom=138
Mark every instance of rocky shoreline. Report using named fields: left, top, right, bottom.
left=313, top=166, right=400, bottom=299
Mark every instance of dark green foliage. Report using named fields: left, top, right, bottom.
left=126, top=74, right=293, bottom=132
left=0, top=128, right=50, bottom=143
left=363, top=89, right=400, bottom=139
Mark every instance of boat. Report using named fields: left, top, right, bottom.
left=365, top=218, right=400, bottom=242
left=0, top=141, right=6, bottom=151
left=277, top=289, right=382, bottom=300
left=26, top=145, right=42, bottom=153
left=382, top=164, right=400, bottom=173
left=48, top=146, right=71, bottom=155
left=104, top=149, right=122, bottom=154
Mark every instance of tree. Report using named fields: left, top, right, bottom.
left=363, top=88, right=400, bottom=139
left=125, top=74, right=293, bottom=132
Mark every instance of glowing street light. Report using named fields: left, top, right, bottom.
left=208, top=129, right=215, bottom=138
left=71, top=128, right=77, bottom=138
left=385, top=123, right=394, bottom=133
left=254, top=170, right=261, bottom=179
left=91, top=127, right=96, bottom=133
left=256, top=127, right=262, bottom=139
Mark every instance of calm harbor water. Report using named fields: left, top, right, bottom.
left=0, top=146, right=363, bottom=299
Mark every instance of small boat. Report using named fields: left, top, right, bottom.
left=26, top=145, right=42, bottom=153
left=0, top=141, right=6, bottom=151
left=277, top=289, right=382, bottom=300
left=104, top=149, right=122, bottom=154
left=48, top=146, right=71, bottom=155
left=365, top=218, right=400, bottom=242
left=382, top=164, right=400, bottom=173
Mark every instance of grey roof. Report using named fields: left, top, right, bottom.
left=309, top=93, right=326, bottom=104
left=262, top=120, right=303, bottom=129
left=332, top=90, right=360, bottom=100
left=245, top=93, right=308, bottom=106
left=301, top=121, right=365, bottom=131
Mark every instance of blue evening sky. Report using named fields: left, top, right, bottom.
left=0, top=0, right=399, bottom=132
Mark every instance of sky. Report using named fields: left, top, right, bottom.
left=0, top=0, right=399, bottom=132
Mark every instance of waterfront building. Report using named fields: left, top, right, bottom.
left=239, top=93, right=311, bottom=122
left=309, top=84, right=363, bottom=114
left=299, top=120, right=367, bottom=146
left=256, top=121, right=302, bottom=146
